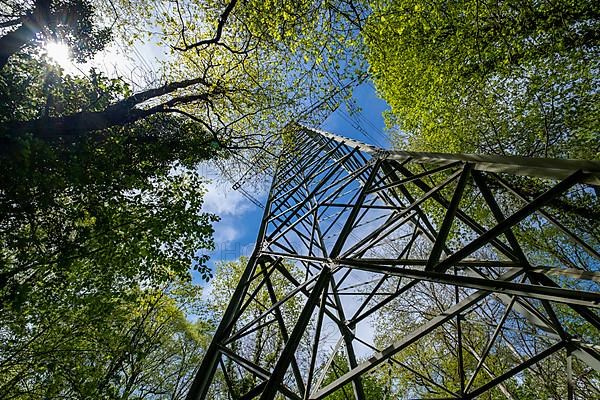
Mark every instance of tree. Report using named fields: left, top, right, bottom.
left=1, top=0, right=369, bottom=153
left=319, top=352, right=387, bottom=400
left=364, top=0, right=599, bottom=159
left=0, top=1, right=368, bottom=398
left=0, top=280, right=212, bottom=399
left=0, top=52, right=220, bottom=400
left=0, top=0, right=111, bottom=69
left=0, top=55, right=220, bottom=301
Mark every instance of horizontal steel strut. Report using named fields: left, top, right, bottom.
left=187, top=124, right=600, bottom=400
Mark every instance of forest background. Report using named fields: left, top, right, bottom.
left=0, top=0, right=597, bottom=399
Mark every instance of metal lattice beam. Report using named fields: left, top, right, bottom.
left=187, top=124, right=600, bottom=400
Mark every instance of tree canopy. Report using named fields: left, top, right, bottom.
left=0, top=0, right=111, bottom=69
left=365, top=0, right=599, bottom=159
left=1, top=0, right=598, bottom=398
left=0, top=1, right=369, bottom=398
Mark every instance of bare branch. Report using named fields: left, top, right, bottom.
left=115, top=76, right=212, bottom=109
left=172, top=0, right=238, bottom=52
left=0, top=18, right=21, bottom=29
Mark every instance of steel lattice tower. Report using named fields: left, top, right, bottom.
left=187, top=124, right=600, bottom=400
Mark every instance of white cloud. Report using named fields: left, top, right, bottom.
left=202, top=180, right=253, bottom=216
left=213, top=222, right=241, bottom=243
left=202, top=180, right=253, bottom=245
left=201, top=280, right=213, bottom=301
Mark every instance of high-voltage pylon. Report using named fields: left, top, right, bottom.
left=187, top=124, right=600, bottom=400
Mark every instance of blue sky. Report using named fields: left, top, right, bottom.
left=196, top=80, right=390, bottom=284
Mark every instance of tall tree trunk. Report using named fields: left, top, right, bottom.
left=0, top=0, right=51, bottom=70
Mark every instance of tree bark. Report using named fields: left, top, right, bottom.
left=0, top=0, right=51, bottom=70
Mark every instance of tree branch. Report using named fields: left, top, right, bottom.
left=114, top=76, right=212, bottom=109
left=0, top=18, right=22, bottom=29
left=172, top=0, right=238, bottom=52
left=0, top=0, right=50, bottom=70
left=2, top=80, right=225, bottom=139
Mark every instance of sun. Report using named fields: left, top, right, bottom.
left=45, top=41, right=71, bottom=68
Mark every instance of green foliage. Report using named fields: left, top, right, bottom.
left=0, top=32, right=219, bottom=399
left=320, top=352, right=387, bottom=400
left=0, top=281, right=211, bottom=399
left=0, top=58, right=220, bottom=307
left=365, top=0, right=600, bottom=159
left=0, top=0, right=111, bottom=65
left=48, top=0, right=112, bottom=62
left=105, top=0, right=369, bottom=151
left=0, top=53, right=129, bottom=123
